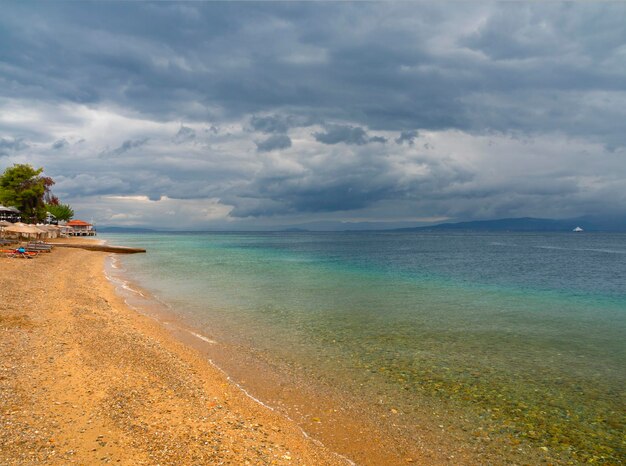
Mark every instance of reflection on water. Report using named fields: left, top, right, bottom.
left=103, top=231, right=626, bottom=463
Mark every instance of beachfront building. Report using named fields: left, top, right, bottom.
left=66, top=219, right=97, bottom=236
left=0, top=205, right=21, bottom=223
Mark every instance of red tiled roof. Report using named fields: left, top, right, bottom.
left=67, top=220, right=92, bottom=226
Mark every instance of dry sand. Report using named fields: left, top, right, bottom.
left=0, top=244, right=348, bottom=465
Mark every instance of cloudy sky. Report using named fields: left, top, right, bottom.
left=1, top=2, right=625, bottom=229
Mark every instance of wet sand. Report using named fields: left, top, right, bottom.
left=0, top=243, right=348, bottom=465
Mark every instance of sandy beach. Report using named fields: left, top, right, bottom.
left=0, top=243, right=348, bottom=465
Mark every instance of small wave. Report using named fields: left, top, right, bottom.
left=110, top=256, right=123, bottom=269
left=121, top=281, right=146, bottom=297
left=188, top=331, right=217, bottom=344
left=533, top=245, right=625, bottom=254
left=577, top=248, right=626, bottom=254
left=106, top=273, right=146, bottom=298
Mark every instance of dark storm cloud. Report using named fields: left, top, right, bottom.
left=1, top=2, right=625, bottom=227
left=226, top=144, right=476, bottom=218
left=255, top=134, right=292, bottom=153
left=1, top=2, right=623, bottom=144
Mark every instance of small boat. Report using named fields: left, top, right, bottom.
left=573, top=226, right=584, bottom=232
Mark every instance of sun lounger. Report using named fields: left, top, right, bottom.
left=1, top=248, right=38, bottom=259
left=26, top=241, right=53, bottom=248
left=25, top=243, right=53, bottom=252
left=15, top=250, right=38, bottom=259
left=1, top=249, right=16, bottom=258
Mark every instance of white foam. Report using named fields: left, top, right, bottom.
left=534, top=245, right=625, bottom=254
left=110, top=258, right=120, bottom=269
left=104, top=256, right=146, bottom=297
left=578, top=248, right=625, bottom=254
left=188, top=331, right=217, bottom=345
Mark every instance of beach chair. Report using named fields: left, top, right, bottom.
left=10, top=247, right=38, bottom=259
left=1, top=249, right=16, bottom=258
left=26, top=242, right=52, bottom=253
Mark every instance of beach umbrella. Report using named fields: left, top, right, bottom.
left=37, top=224, right=60, bottom=238
left=0, top=220, right=10, bottom=238
left=30, top=225, right=48, bottom=239
left=4, top=223, right=46, bottom=239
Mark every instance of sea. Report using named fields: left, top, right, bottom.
left=101, top=231, right=625, bottom=464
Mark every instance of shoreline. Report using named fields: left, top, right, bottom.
left=99, top=232, right=616, bottom=466
left=102, top=255, right=357, bottom=465
left=103, top=250, right=442, bottom=465
left=101, top=238, right=554, bottom=466
left=0, top=243, right=349, bottom=465
left=2, top=236, right=591, bottom=465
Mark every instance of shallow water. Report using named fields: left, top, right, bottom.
left=102, top=231, right=626, bottom=463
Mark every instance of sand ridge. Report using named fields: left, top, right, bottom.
left=0, top=245, right=348, bottom=465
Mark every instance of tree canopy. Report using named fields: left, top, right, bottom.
left=0, top=164, right=71, bottom=223
left=47, top=203, right=74, bottom=221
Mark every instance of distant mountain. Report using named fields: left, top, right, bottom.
left=98, top=226, right=158, bottom=233
left=96, top=216, right=626, bottom=233
left=396, top=216, right=626, bottom=232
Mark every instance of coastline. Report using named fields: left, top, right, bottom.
left=102, top=247, right=453, bottom=465
left=0, top=243, right=348, bottom=465
left=103, top=242, right=501, bottom=466
left=2, top=236, right=602, bottom=465
left=89, top=232, right=625, bottom=466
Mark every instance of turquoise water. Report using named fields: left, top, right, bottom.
left=103, top=232, right=625, bottom=463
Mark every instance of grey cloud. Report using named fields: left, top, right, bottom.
left=174, top=125, right=196, bottom=143
left=250, top=115, right=289, bottom=134
left=228, top=147, right=474, bottom=218
left=0, top=137, right=29, bottom=156
left=1, top=3, right=625, bottom=227
left=313, top=125, right=387, bottom=145
left=256, top=134, right=292, bottom=153
left=395, top=130, right=418, bottom=146
left=54, top=174, right=131, bottom=197
left=1, top=3, right=625, bottom=147
left=52, top=138, right=69, bottom=150
left=105, top=138, right=149, bottom=157
left=313, top=125, right=369, bottom=145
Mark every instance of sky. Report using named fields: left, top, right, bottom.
left=1, top=2, right=625, bottom=230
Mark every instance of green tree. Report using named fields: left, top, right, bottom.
left=0, top=164, right=54, bottom=223
left=46, top=203, right=74, bottom=221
